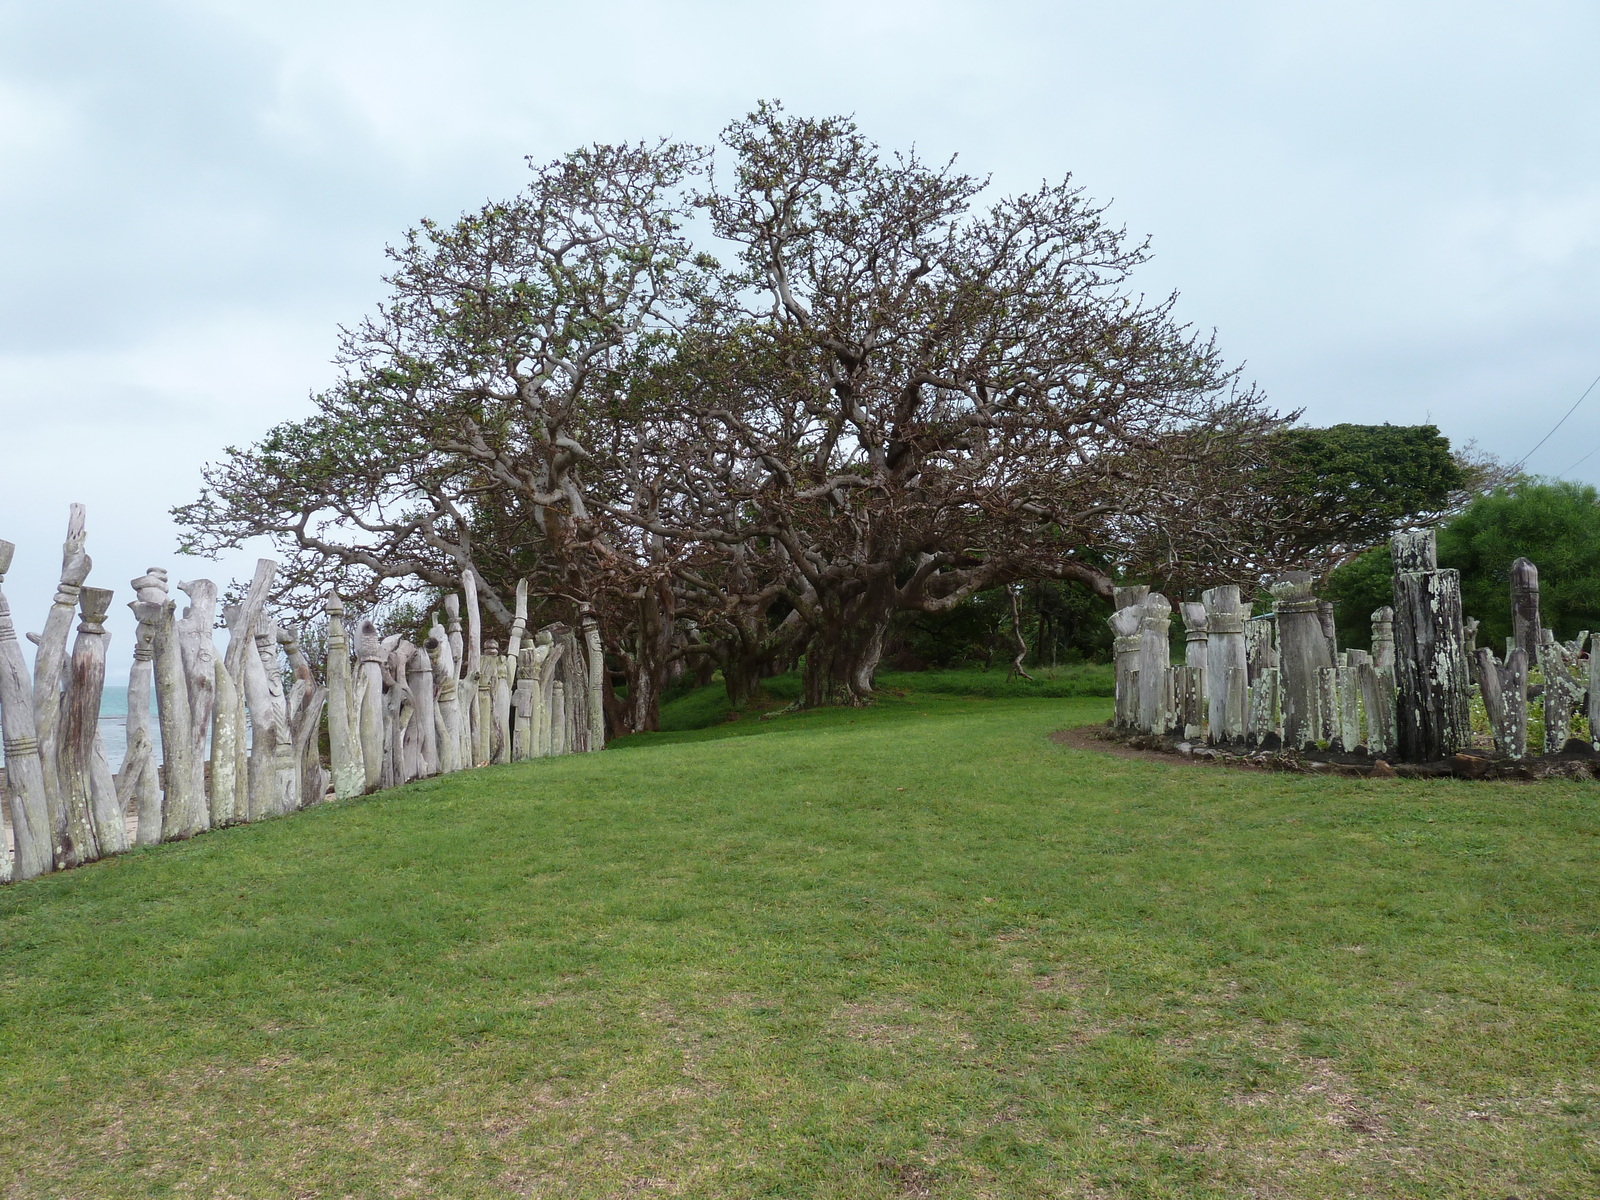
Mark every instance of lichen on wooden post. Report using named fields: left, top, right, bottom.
left=1269, top=572, right=1334, bottom=750
left=1244, top=615, right=1276, bottom=685
left=1202, top=586, right=1248, bottom=744
left=1246, top=666, right=1278, bottom=748
left=1137, top=594, right=1173, bottom=734
left=1390, top=530, right=1471, bottom=762
left=1476, top=646, right=1528, bottom=759
left=1370, top=607, right=1395, bottom=676
left=1108, top=605, right=1144, bottom=729
left=1537, top=629, right=1583, bottom=754
left=1510, top=557, right=1542, bottom=664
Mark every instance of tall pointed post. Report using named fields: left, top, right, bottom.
left=1510, top=557, right=1542, bottom=664
left=33, top=504, right=92, bottom=858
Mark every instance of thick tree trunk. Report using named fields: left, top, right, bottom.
left=802, top=576, right=896, bottom=707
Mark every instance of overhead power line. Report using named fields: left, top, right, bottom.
left=1515, top=372, right=1600, bottom=470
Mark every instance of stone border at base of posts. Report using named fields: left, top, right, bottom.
left=1090, top=723, right=1600, bottom=781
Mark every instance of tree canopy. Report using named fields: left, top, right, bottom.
left=176, top=104, right=1485, bottom=728
left=1327, top=478, right=1600, bottom=650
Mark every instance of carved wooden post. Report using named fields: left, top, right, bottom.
left=1511, top=557, right=1542, bottom=664
left=131, top=571, right=202, bottom=840
left=176, top=579, right=219, bottom=830
left=581, top=607, right=606, bottom=752
left=355, top=619, right=385, bottom=794
left=551, top=681, right=567, bottom=755
left=1246, top=667, right=1278, bottom=748
left=475, top=640, right=496, bottom=768
left=1225, top=666, right=1247, bottom=742
left=1538, top=629, right=1583, bottom=754
left=489, top=640, right=512, bottom=765
left=1342, top=650, right=1370, bottom=750
left=1391, top=530, right=1472, bottom=762
left=1476, top=646, right=1528, bottom=759
left=560, top=626, right=589, bottom=753
left=78, top=588, right=124, bottom=857
left=121, top=613, right=162, bottom=845
left=1108, top=606, right=1143, bottom=729
left=0, top=540, right=53, bottom=880
left=462, top=572, right=485, bottom=767
left=1356, top=661, right=1396, bottom=758
left=57, top=584, right=108, bottom=869
left=322, top=596, right=363, bottom=799
left=1137, top=594, right=1173, bottom=735
left=384, top=644, right=414, bottom=787
left=1370, top=607, right=1395, bottom=676
left=218, top=561, right=274, bottom=819
left=259, top=620, right=298, bottom=815
left=1244, top=616, right=1276, bottom=684
left=1113, top=585, right=1149, bottom=611
left=513, top=649, right=536, bottom=761
left=1173, top=665, right=1203, bottom=740
left=34, top=504, right=92, bottom=855
left=1590, top=643, right=1600, bottom=753
left=1202, top=586, right=1248, bottom=744
left=408, top=645, right=438, bottom=777
left=279, top=625, right=326, bottom=807
left=1317, top=601, right=1338, bottom=662
left=533, top=629, right=559, bottom=756
left=1462, top=617, right=1479, bottom=684
left=1269, top=572, right=1335, bottom=750
left=1180, top=602, right=1208, bottom=695
left=427, top=623, right=462, bottom=775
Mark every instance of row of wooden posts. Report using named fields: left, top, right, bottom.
left=1110, top=528, right=1600, bottom=763
left=0, top=507, right=606, bottom=884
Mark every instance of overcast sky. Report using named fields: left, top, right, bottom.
left=2, top=0, right=1597, bottom=680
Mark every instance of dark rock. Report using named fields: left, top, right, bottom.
left=1561, top=738, right=1596, bottom=757
left=1369, top=759, right=1397, bottom=778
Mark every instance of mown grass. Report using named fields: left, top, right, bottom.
left=1, top=683, right=1598, bottom=1198
left=656, top=664, right=1113, bottom=732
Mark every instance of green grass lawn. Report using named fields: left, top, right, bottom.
left=2, top=683, right=1598, bottom=1197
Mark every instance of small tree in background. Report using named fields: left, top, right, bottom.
left=1327, top=479, right=1600, bottom=650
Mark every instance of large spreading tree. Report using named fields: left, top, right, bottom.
left=177, top=105, right=1477, bottom=725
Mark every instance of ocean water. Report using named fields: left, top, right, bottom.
left=0, top=685, right=160, bottom=769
